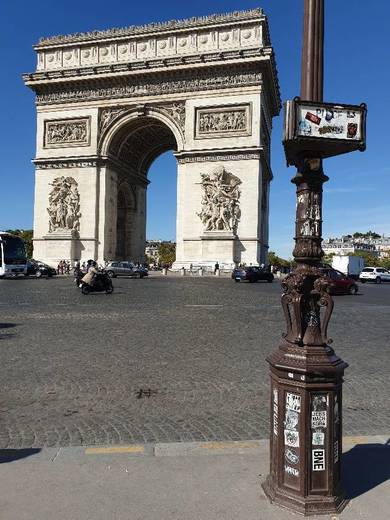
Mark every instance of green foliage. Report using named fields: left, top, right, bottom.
left=5, top=229, right=33, bottom=258
left=323, top=252, right=335, bottom=265
left=267, top=251, right=291, bottom=268
left=158, top=242, right=176, bottom=266
left=352, top=231, right=381, bottom=239
left=350, top=250, right=379, bottom=267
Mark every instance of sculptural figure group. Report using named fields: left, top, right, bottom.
left=198, top=165, right=241, bottom=233
left=47, top=176, right=80, bottom=232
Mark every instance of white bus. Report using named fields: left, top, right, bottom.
left=0, top=232, right=28, bottom=277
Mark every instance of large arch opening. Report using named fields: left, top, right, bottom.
left=103, top=112, right=180, bottom=263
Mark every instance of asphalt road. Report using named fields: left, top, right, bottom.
left=0, top=275, right=389, bottom=448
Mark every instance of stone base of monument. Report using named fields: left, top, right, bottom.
left=200, top=231, right=237, bottom=266
left=35, top=229, right=79, bottom=266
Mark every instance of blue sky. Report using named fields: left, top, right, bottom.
left=1, top=0, right=389, bottom=258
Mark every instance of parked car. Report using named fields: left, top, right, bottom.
left=319, top=267, right=358, bottom=295
left=26, top=260, right=57, bottom=278
left=359, top=267, right=390, bottom=284
left=105, top=261, right=148, bottom=278
left=232, top=266, right=274, bottom=283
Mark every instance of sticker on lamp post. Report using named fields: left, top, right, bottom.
left=297, top=104, right=362, bottom=140
left=312, top=449, right=326, bottom=471
left=273, top=388, right=278, bottom=436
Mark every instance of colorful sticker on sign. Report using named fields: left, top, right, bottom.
left=286, top=393, right=301, bottom=413
left=312, top=449, right=325, bottom=471
left=284, top=430, right=299, bottom=448
left=305, top=112, right=321, bottom=125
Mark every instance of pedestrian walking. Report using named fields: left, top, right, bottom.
left=214, top=261, right=220, bottom=274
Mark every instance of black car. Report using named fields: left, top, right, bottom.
left=26, top=260, right=57, bottom=278
left=232, top=266, right=274, bottom=283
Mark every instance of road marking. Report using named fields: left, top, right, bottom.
left=200, top=441, right=260, bottom=450
left=185, top=304, right=223, bottom=308
left=85, top=445, right=144, bottom=454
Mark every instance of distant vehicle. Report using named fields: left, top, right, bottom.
left=319, top=267, right=358, bottom=295
left=359, top=267, right=390, bottom=284
left=105, top=261, right=148, bottom=278
left=331, top=255, right=364, bottom=280
left=26, top=260, right=57, bottom=278
left=0, top=232, right=27, bottom=277
left=232, top=266, right=274, bottom=283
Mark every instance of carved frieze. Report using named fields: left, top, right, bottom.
left=158, top=102, right=185, bottom=135
left=99, top=107, right=129, bottom=134
left=195, top=104, right=251, bottom=139
left=177, top=152, right=260, bottom=164
left=44, top=118, right=90, bottom=148
left=47, top=176, right=80, bottom=232
left=197, top=165, right=241, bottom=234
left=36, top=70, right=262, bottom=105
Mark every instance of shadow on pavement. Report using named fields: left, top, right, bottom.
left=342, top=440, right=390, bottom=499
left=0, top=449, right=41, bottom=463
left=0, top=322, right=18, bottom=340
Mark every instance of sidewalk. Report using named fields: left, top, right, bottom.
left=0, top=435, right=388, bottom=520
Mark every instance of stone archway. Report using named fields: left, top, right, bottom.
left=24, top=8, right=281, bottom=267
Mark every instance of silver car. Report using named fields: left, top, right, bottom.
left=105, top=261, right=148, bottom=278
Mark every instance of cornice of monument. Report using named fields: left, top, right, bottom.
left=35, top=8, right=267, bottom=47
left=25, top=58, right=280, bottom=116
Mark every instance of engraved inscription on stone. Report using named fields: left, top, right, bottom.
left=196, top=105, right=250, bottom=138
left=44, top=118, right=90, bottom=147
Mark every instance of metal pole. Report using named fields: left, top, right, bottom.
left=262, top=1, right=349, bottom=515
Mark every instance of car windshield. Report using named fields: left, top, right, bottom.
left=361, top=268, right=374, bottom=272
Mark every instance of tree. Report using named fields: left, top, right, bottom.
left=267, top=251, right=290, bottom=268
left=158, top=242, right=176, bottom=266
left=5, top=229, right=33, bottom=258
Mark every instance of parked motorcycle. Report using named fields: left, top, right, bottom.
left=79, top=270, right=113, bottom=295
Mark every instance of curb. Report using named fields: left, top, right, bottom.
left=3, top=435, right=388, bottom=464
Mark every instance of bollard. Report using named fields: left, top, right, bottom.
left=162, top=267, right=168, bottom=276
left=198, top=267, right=203, bottom=276
left=181, top=267, right=186, bottom=276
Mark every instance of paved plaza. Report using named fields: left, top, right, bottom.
left=0, top=275, right=389, bottom=448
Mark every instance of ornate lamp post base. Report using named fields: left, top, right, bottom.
left=262, top=337, right=349, bottom=516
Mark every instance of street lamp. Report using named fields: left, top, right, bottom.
left=262, top=0, right=366, bottom=515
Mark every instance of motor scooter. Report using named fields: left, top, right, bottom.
left=79, top=270, right=113, bottom=295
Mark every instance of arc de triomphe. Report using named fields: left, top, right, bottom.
left=23, top=8, right=280, bottom=268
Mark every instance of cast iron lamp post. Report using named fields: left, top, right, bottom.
left=261, top=0, right=364, bottom=515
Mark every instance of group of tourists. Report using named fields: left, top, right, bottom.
left=56, top=260, right=71, bottom=275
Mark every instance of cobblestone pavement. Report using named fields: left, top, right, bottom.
left=0, top=276, right=389, bottom=448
